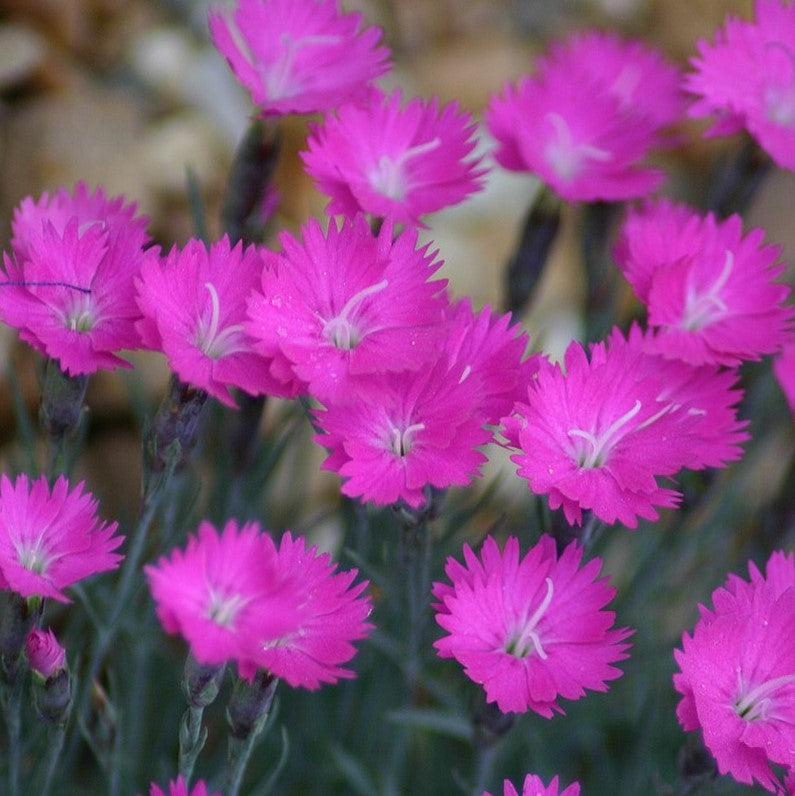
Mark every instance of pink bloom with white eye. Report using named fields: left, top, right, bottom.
left=484, top=773, right=581, bottom=796
left=615, top=200, right=793, bottom=366
left=444, top=299, right=538, bottom=426
left=434, top=535, right=631, bottom=717
left=25, top=629, right=66, bottom=679
left=774, top=340, right=795, bottom=416
left=246, top=216, right=448, bottom=403
left=686, top=0, right=795, bottom=172
left=503, top=327, right=747, bottom=528
left=136, top=236, right=296, bottom=407
left=487, top=32, right=682, bottom=202
left=145, top=520, right=299, bottom=670
left=0, top=184, right=157, bottom=376
left=208, top=0, right=389, bottom=117
left=314, top=359, right=491, bottom=508
left=238, top=532, right=372, bottom=690
left=674, top=552, right=795, bottom=792
left=302, top=89, right=486, bottom=226
left=149, top=777, right=219, bottom=796
left=0, top=474, right=122, bottom=603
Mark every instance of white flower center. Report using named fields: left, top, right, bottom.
left=265, top=33, right=341, bottom=101
left=195, top=282, right=247, bottom=360
left=15, top=538, right=52, bottom=576
left=764, top=41, right=795, bottom=128
left=387, top=422, right=426, bottom=457
left=544, top=112, right=613, bottom=184
left=322, top=279, right=389, bottom=351
left=680, top=249, right=734, bottom=332
left=206, top=588, right=247, bottom=629
left=367, top=138, right=442, bottom=202
left=734, top=672, right=795, bottom=723
left=505, top=577, right=554, bottom=659
left=63, top=292, right=96, bottom=333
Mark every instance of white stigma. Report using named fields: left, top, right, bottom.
left=506, top=578, right=554, bottom=660
left=680, top=249, right=734, bottom=332
left=368, top=138, right=442, bottom=202
left=734, top=672, right=795, bottom=723
left=195, top=282, right=246, bottom=360
left=323, top=279, right=389, bottom=351
left=544, top=112, right=612, bottom=183
left=568, top=399, right=642, bottom=469
left=389, top=422, right=426, bottom=457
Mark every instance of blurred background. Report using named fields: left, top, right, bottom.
left=0, top=1, right=793, bottom=793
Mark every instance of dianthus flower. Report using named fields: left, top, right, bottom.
left=774, top=340, right=795, bottom=415
left=0, top=184, right=156, bottom=375
left=434, top=535, right=631, bottom=717
left=302, top=89, right=485, bottom=226
left=314, top=357, right=491, bottom=508
left=444, top=299, right=538, bottom=426
left=136, top=236, right=295, bottom=407
left=147, top=522, right=371, bottom=688
left=238, top=532, right=373, bottom=689
left=503, top=327, right=748, bottom=527
left=686, top=0, right=795, bottom=172
left=614, top=200, right=792, bottom=366
left=674, top=551, right=795, bottom=792
left=246, top=216, right=448, bottom=403
left=149, top=777, right=219, bottom=796
left=487, top=32, right=682, bottom=202
left=0, top=474, right=123, bottom=603
left=209, top=0, right=389, bottom=117
left=484, top=773, right=581, bottom=796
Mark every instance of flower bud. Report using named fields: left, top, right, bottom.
left=26, top=629, right=66, bottom=679
left=27, top=629, right=71, bottom=724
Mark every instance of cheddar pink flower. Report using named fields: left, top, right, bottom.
left=0, top=474, right=122, bottom=603
left=149, top=777, right=219, bottom=796
left=0, top=184, right=156, bottom=375
left=674, top=552, right=795, bottom=792
left=504, top=327, right=747, bottom=527
left=484, top=773, right=581, bottom=796
left=302, top=89, right=486, bottom=225
left=686, top=0, right=795, bottom=171
left=246, top=216, right=448, bottom=403
left=314, top=359, right=491, bottom=508
left=136, top=237, right=295, bottom=407
left=239, top=533, right=373, bottom=690
left=209, top=0, right=389, bottom=117
left=487, top=32, right=682, bottom=202
left=615, top=200, right=793, bottom=366
left=434, top=535, right=631, bottom=717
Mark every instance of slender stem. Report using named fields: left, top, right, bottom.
left=179, top=705, right=206, bottom=783
left=401, top=520, right=431, bottom=694
left=471, top=744, right=496, bottom=796
left=580, top=512, right=605, bottom=550
left=225, top=672, right=278, bottom=796
left=41, top=725, right=66, bottom=796
left=4, top=664, right=23, bottom=796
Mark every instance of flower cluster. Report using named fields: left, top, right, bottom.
left=0, top=474, right=123, bottom=603
left=487, top=32, right=683, bottom=202
left=503, top=326, right=748, bottom=527
left=674, top=551, right=795, bottom=792
left=614, top=200, right=793, bottom=366
left=0, top=183, right=157, bottom=375
left=687, top=0, right=795, bottom=171
left=146, top=520, right=372, bottom=689
left=434, top=535, right=631, bottom=716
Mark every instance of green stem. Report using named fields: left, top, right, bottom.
left=400, top=520, right=431, bottom=694
left=225, top=672, right=278, bottom=796
left=4, top=664, right=23, bottom=796
left=41, top=724, right=66, bottom=796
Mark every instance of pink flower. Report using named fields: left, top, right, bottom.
left=314, top=359, right=491, bottom=508
left=209, top=0, right=389, bottom=117
left=145, top=520, right=298, bottom=670
left=302, top=89, right=486, bottom=225
left=487, top=32, right=683, bottom=202
left=444, top=300, right=538, bottom=426
left=674, top=551, right=795, bottom=792
left=246, top=216, right=448, bottom=403
left=149, top=777, right=219, bottom=796
left=434, top=535, right=631, bottom=717
left=26, top=629, right=66, bottom=679
left=686, top=0, right=795, bottom=172
left=484, top=773, right=581, bottom=796
left=136, top=237, right=296, bottom=407
left=238, top=532, right=373, bottom=690
left=0, top=474, right=122, bottom=603
left=504, top=327, right=748, bottom=527
left=614, top=200, right=793, bottom=366
left=0, top=184, right=157, bottom=375
left=775, top=340, right=795, bottom=416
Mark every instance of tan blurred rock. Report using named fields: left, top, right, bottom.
left=0, top=25, right=47, bottom=92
